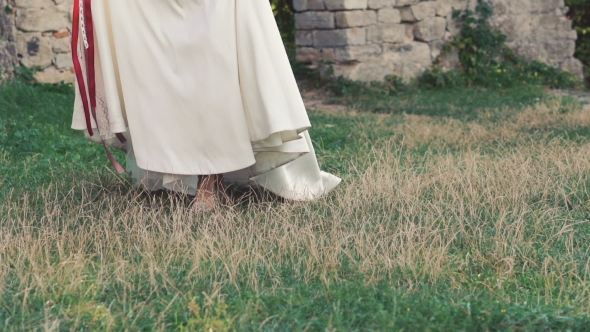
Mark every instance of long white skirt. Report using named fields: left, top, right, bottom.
left=72, top=0, right=340, bottom=200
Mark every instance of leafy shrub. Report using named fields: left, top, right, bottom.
left=417, top=67, right=466, bottom=89
left=13, top=65, right=42, bottom=85
left=270, top=0, right=295, bottom=52
left=295, top=0, right=581, bottom=99
left=450, top=0, right=507, bottom=80
left=566, top=0, right=590, bottom=85
left=421, top=0, right=582, bottom=90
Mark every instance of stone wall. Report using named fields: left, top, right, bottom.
left=294, top=0, right=584, bottom=81
left=1, top=0, right=74, bottom=83
left=0, top=0, right=584, bottom=83
left=0, top=0, right=17, bottom=77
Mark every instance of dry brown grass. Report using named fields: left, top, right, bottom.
left=1, top=99, right=590, bottom=328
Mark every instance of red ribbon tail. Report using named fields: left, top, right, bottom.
left=72, top=0, right=126, bottom=174
left=71, top=0, right=93, bottom=137
left=104, top=144, right=126, bottom=174
left=116, top=133, right=128, bottom=144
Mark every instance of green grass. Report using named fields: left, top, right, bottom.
left=329, top=84, right=547, bottom=119
left=0, top=82, right=123, bottom=198
left=1, top=81, right=590, bottom=330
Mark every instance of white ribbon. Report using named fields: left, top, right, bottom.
left=79, top=0, right=89, bottom=49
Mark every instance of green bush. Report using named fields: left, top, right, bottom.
left=295, top=0, right=581, bottom=98
left=420, top=0, right=582, bottom=90
left=270, top=0, right=295, bottom=52
left=566, top=0, right=590, bottom=85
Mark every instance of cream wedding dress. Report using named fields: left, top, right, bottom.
left=71, top=0, right=340, bottom=200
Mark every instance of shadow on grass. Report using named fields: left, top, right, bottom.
left=338, top=85, right=547, bottom=120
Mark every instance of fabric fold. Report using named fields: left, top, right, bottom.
left=71, top=0, right=341, bottom=201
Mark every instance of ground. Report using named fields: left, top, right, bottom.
left=1, top=81, right=590, bottom=330
left=550, top=89, right=590, bottom=110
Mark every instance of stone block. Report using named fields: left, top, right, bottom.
left=0, top=6, right=13, bottom=40
left=16, top=32, right=53, bottom=67
left=489, top=0, right=565, bottom=15
left=330, top=58, right=394, bottom=81
left=293, top=0, right=326, bottom=11
left=53, top=0, right=75, bottom=14
left=405, top=24, right=415, bottom=41
left=400, top=2, right=436, bottom=22
left=395, top=0, right=419, bottom=6
left=439, top=47, right=460, bottom=71
left=53, top=30, right=70, bottom=39
left=491, top=15, right=534, bottom=42
left=334, top=44, right=383, bottom=61
left=324, top=0, right=369, bottom=10
left=34, top=66, right=75, bottom=84
left=54, top=52, right=72, bottom=69
left=0, top=0, right=16, bottom=75
left=296, top=47, right=336, bottom=65
left=314, top=28, right=367, bottom=47
left=508, top=41, right=548, bottom=62
left=295, top=31, right=314, bottom=46
left=377, top=8, right=401, bottom=23
left=296, top=47, right=320, bottom=64
left=436, top=0, right=472, bottom=16
left=335, top=10, right=377, bottom=27
left=399, top=6, right=417, bottom=22
left=330, top=41, right=432, bottom=82
left=385, top=42, right=433, bottom=80
left=15, top=0, right=63, bottom=8
left=16, top=8, right=70, bottom=32
left=537, top=14, right=572, bottom=30
left=435, top=0, right=455, bottom=17
left=368, top=0, right=394, bottom=9
left=0, top=42, right=16, bottom=76
left=320, top=48, right=336, bottom=62
left=559, top=57, right=584, bottom=79
left=545, top=40, right=576, bottom=60
left=414, top=17, right=446, bottom=41
left=52, top=36, right=70, bottom=53
left=367, top=23, right=405, bottom=43
left=295, top=12, right=335, bottom=30
left=530, top=27, right=578, bottom=43
left=411, top=2, right=437, bottom=21
left=428, top=39, right=446, bottom=61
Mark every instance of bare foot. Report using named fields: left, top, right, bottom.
left=194, top=174, right=222, bottom=212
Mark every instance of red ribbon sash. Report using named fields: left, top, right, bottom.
left=72, top=0, right=126, bottom=174
left=71, top=0, right=93, bottom=137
